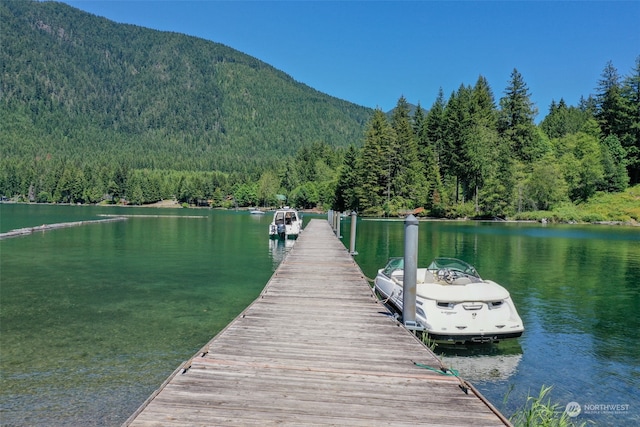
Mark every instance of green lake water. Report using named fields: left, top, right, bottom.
left=1, top=204, right=639, bottom=426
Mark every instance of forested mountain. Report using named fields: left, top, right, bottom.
left=1, top=0, right=372, bottom=175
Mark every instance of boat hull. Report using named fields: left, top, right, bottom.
left=374, top=264, right=524, bottom=344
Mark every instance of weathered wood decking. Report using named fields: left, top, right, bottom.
left=124, top=219, right=509, bottom=426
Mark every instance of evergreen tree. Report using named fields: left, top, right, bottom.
left=498, top=69, right=541, bottom=162
left=126, top=172, right=144, bottom=205
left=600, top=134, right=629, bottom=192
left=578, top=95, right=598, bottom=116
left=414, top=100, right=445, bottom=212
left=466, top=76, right=499, bottom=211
left=596, top=61, right=631, bottom=150
left=541, top=99, right=567, bottom=139
left=412, top=102, right=426, bottom=137
left=355, top=109, right=394, bottom=214
left=111, top=163, right=129, bottom=200
left=295, top=146, right=317, bottom=183
left=478, top=137, right=516, bottom=217
left=280, top=160, right=300, bottom=193
left=334, top=145, right=359, bottom=212
left=424, top=88, right=447, bottom=167
left=390, top=96, right=427, bottom=209
left=540, top=98, right=592, bottom=139
left=621, top=56, right=640, bottom=183
left=442, top=86, right=472, bottom=203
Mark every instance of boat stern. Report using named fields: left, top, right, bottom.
left=422, top=296, right=524, bottom=344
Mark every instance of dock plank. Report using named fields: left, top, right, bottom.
left=124, top=219, right=509, bottom=426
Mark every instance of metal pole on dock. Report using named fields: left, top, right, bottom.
left=403, top=214, right=419, bottom=329
left=349, top=211, right=358, bottom=255
left=334, top=211, right=341, bottom=238
left=328, top=210, right=335, bottom=234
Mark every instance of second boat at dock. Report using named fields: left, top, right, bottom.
left=268, top=207, right=303, bottom=239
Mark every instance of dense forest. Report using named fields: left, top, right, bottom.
left=1, top=1, right=639, bottom=220
left=336, top=63, right=639, bottom=219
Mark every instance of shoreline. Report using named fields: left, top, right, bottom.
left=1, top=200, right=638, bottom=227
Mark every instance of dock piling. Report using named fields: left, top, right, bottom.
left=349, top=211, right=358, bottom=255
left=403, top=214, right=420, bottom=330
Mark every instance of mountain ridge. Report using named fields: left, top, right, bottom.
left=1, top=0, right=373, bottom=173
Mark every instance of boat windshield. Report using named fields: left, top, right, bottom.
left=427, top=257, right=480, bottom=278
left=274, top=212, right=285, bottom=225
left=382, top=258, right=404, bottom=277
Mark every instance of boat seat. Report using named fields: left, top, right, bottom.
left=423, top=270, right=437, bottom=283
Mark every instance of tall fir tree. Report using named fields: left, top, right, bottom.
left=390, top=96, right=427, bottom=209
left=498, top=68, right=541, bottom=162
left=541, top=99, right=567, bottom=139
left=443, top=85, right=473, bottom=203
left=596, top=61, right=629, bottom=140
left=355, top=109, right=395, bottom=214
left=414, top=100, right=445, bottom=211
left=424, top=88, right=447, bottom=167
left=466, top=75, right=499, bottom=211
left=621, top=56, right=640, bottom=183
left=333, top=145, right=359, bottom=212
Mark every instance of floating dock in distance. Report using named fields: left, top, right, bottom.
left=124, top=219, right=509, bottom=426
left=0, top=216, right=127, bottom=240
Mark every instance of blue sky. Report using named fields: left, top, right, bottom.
left=62, top=1, right=638, bottom=118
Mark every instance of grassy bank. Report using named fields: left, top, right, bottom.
left=508, top=385, right=587, bottom=427
left=514, top=185, right=640, bottom=225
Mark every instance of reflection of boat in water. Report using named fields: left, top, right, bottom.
left=268, top=238, right=295, bottom=268
left=437, top=341, right=523, bottom=382
left=268, top=207, right=303, bottom=239
left=374, top=257, right=524, bottom=344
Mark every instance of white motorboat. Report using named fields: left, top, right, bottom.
left=374, top=257, right=524, bottom=344
left=268, top=207, right=303, bottom=239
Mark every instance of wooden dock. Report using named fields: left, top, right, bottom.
left=124, top=219, right=510, bottom=426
